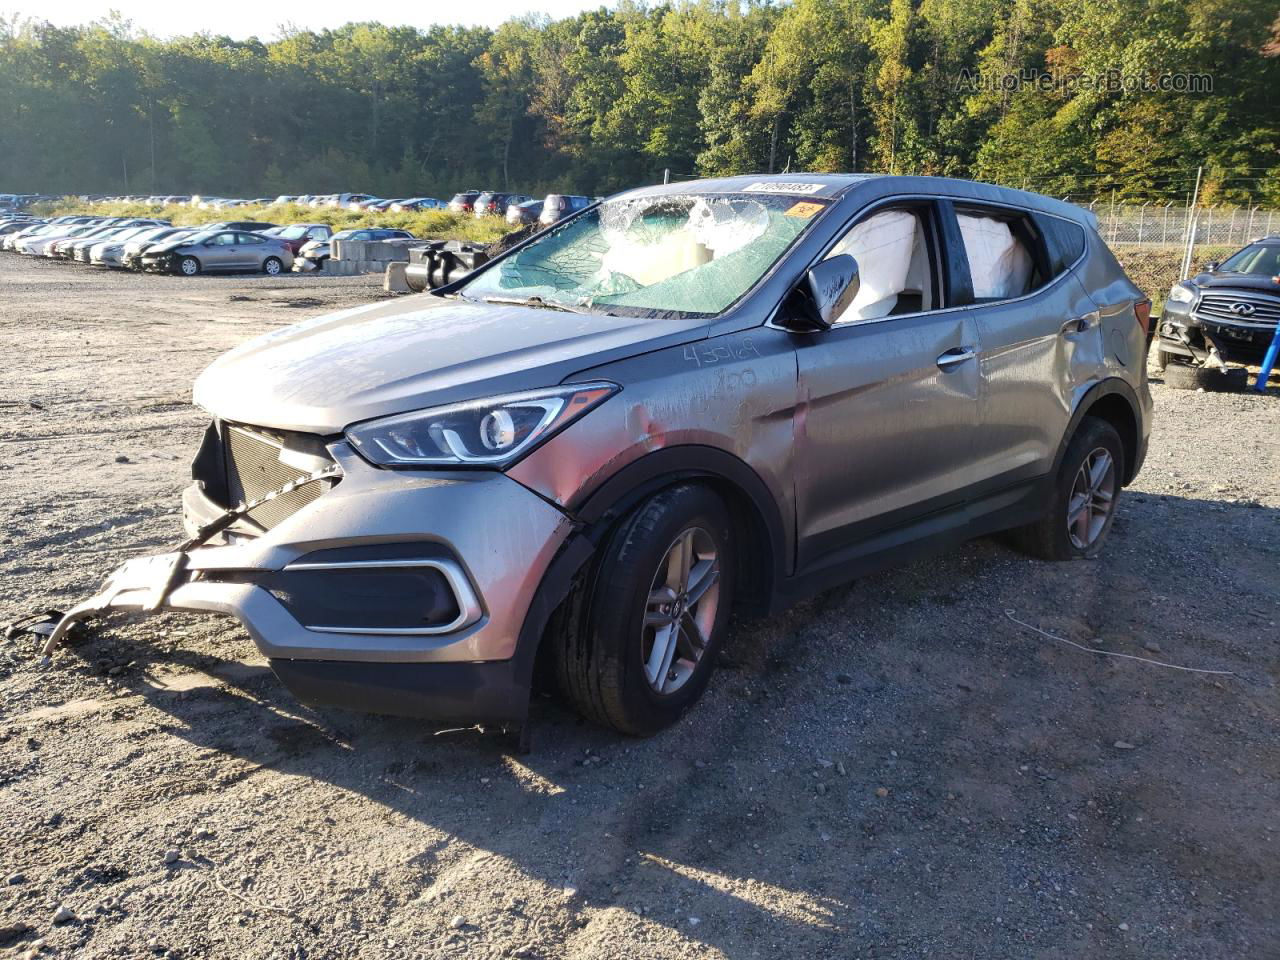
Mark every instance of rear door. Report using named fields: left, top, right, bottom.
left=234, top=232, right=267, bottom=269
left=941, top=201, right=1098, bottom=490
left=792, top=199, right=983, bottom=572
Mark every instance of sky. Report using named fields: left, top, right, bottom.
left=2, top=0, right=605, bottom=38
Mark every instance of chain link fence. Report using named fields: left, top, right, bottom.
left=1073, top=198, right=1279, bottom=248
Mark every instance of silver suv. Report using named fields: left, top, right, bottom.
left=48, top=175, right=1152, bottom=736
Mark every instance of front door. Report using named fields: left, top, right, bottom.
left=792, top=201, right=982, bottom=572
left=201, top=232, right=238, bottom=269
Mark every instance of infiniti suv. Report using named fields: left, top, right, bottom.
left=48, top=175, right=1152, bottom=736
left=1156, top=236, right=1280, bottom=369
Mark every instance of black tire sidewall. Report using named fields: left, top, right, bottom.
left=1163, top=362, right=1247, bottom=392
left=264, top=257, right=282, bottom=275
left=1051, top=418, right=1125, bottom=560
left=590, top=485, right=734, bottom=734
left=178, top=256, right=199, bottom=276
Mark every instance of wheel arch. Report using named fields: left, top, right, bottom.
left=1057, top=378, right=1144, bottom=485
left=570, top=445, right=787, bottom=618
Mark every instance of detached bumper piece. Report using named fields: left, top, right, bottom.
left=40, top=464, right=343, bottom=657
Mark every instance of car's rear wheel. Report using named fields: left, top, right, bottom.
left=263, top=256, right=282, bottom=276
left=551, top=484, right=733, bottom=735
left=178, top=256, right=200, bottom=276
left=1007, top=416, right=1124, bottom=561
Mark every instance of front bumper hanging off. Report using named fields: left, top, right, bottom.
left=39, top=438, right=577, bottom=724
left=39, top=465, right=342, bottom=657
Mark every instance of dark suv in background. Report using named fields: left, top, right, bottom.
left=474, top=192, right=533, bottom=217
left=1156, top=236, right=1280, bottom=369
left=447, top=191, right=483, bottom=214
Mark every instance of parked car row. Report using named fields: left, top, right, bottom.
left=447, top=190, right=597, bottom=226
left=8, top=187, right=602, bottom=232
left=0, top=214, right=337, bottom=276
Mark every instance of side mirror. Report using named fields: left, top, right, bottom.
left=1205, top=261, right=1219, bottom=272
left=792, top=254, right=860, bottom=330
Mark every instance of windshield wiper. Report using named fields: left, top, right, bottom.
left=479, top=294, right=591, bottom=315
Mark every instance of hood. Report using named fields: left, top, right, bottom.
left=193, top=296, right=707, bottom=434
left=1192, top=271, right=1280, bottom=295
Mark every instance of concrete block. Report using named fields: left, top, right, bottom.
left=384, top=261, right=411, bottom=293
left=333, top=238, right=422, bottom=264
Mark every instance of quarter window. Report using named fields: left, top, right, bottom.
left=823, top=207, right=936, bottom=322
left=1033, top=213, right=1086, bottom=275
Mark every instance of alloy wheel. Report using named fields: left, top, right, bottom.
left=642, top=526, right=720, bottom=695
left=1066, top=447, right=1116, bottom=549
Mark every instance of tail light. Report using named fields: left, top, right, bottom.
left=1135, top=298, right=1152, bottom=334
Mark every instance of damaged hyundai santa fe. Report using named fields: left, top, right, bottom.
left=45, top=174, right=1152, bottom=736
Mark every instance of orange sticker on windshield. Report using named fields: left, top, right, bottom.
left=784, top=201, right=825, bottom=218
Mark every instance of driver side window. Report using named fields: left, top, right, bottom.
left=823, top=207, right=935, bottom=323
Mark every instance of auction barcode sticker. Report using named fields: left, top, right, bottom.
left=742, top=182, right=825, bottom=195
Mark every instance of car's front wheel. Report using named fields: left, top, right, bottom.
left=552, top=484, right=734, bottom=735
left=1008, top=416, right=1124, bottom=561
left=177, top=256, right=200, bottom=276
left=263, top=256, right=283, bottom=276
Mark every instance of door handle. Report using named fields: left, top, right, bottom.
left=1061, top=312, right=1098, bottom=335
left=936, top=346, right=976, bottom=370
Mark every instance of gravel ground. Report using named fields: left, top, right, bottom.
left=1, top=255, right=1277, bottom=960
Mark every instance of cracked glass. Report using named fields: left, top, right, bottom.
left=461, top=193, right=830, bottom=318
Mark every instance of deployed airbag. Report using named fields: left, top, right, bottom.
left=826, top=210, right=920, bottom=321
left=957, top=214, right=1032, bottom=299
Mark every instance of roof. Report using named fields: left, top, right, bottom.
left=615, top=173, right=1096, bottom=227
left=619, top=173, right=880, bottom=201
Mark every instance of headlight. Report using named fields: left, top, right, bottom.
left=346, top=382, right=619, bottom=468
left=1167, top=283, right=1196, bottom=304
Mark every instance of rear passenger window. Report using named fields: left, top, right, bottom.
left=824, top=207, right=937, bottom=322
left=955, top=209, right=1045, bottom=301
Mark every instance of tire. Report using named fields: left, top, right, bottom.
left=263, top=256, right=282, bottom=276
left=177, top=256, right=200, bottom=276
left=1006, top=417, right=1124, bottom=562
left=1163, top=362, right=1248, bottom=392
left=1154, top=347, right=1174, bottom=370
left=551, top=484, right=734, bottom=736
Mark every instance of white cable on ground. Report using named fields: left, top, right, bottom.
left=1004, top=609, right=1236, bottom=677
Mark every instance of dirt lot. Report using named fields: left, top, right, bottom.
left=1, top=255, right=1277, bottom=960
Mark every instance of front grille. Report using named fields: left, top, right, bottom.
left=224, top=425, right=334, bottom=529
left=1195, top=292, right=1280, bottom=326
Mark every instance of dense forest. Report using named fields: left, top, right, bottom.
left=1, top=0, right=1277, bottom=203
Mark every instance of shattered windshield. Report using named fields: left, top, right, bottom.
left=460, top=192, right=830, bottom=317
